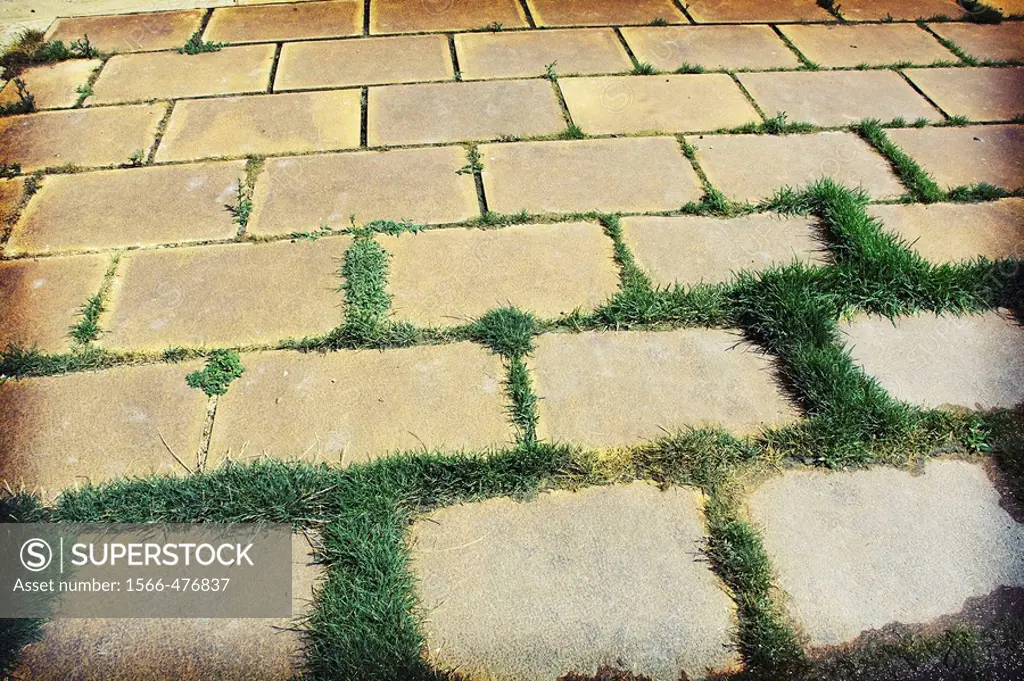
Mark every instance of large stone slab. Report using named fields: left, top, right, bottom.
left=903, top=67, right=1024, bottom=122
left=204, top=0, right=362, bottom=43
left=370, top=0, right=528, bottom=33
left=411, top=481, right=738, bottom=681
left=247, top=147, right=479, bottom=235
left=0, top=362, right=208, bottom=498
left=685, top=0, right=832, bottom=22
left=620, top=25, right=800, bottom=72
left=532, top=329, right=799, bottom=447
left=747, top=461, right=1024, bottom=646
left=101, top=238, right=349, bottom=350
left=381, top=222, right=620, bottom=325
left=45, top=9, right=204, bottom=53
left=840, top=0, right=965, bottom=20
left=841, top=311, right=1024, bottom=409
left=480, top=137, right=702, bottom=214
left=209, top=344, right=511, bottom=464
left=778, top=24, right=955, bottom=67
left=454, top=28, right=632, bottom=80
left=8, top=161, right=243, bottom=254
left=886, top=124, right=1024, bottom=190
left=929, top=21, right=1024, bottom=62
left=525, top=0, right=687, bottom=26
left=0, top=59, right=101, bottom=110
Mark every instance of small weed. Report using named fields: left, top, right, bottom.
left=68, top=294, right=105, bottom=345
left=927, top=31, right=980, bottom=65
left=941, top=114, right=971, bottom=126
left=0, top=163, right=19, bottom=178
left=186, top=349, right=245, bottom=396
left=818, top=0, right=844, bottom=19
left=360, top=219, right=423, bottom=236
left=74, top=82, right=93, bottom=100
left=468, top=307, right=539, bottom=357
left=650, top=17, right=669, bottom=25
left=456, top=145, right=483, bottom=175
left=0, top=78, right=35, bottom=116
left=178, top=30, right=225, bottom=55
left=945, top=182, right=1014, bottom=202
left=486, top=21, right=503, bottom=31
left=560, top=121, right=585, bottom=140
left=631, top=61, right=657, bottom=75
left=127, top=149, right=145, bottom=167
left=543, top=60, right=557, bottom=81
left=0, top=30, right=99, bottom=79
left=676, top=62, right=705, bottom=74
left=760, top=111, right=816, bottom=135
left=289, top=224, right=335, bottom=241
left=225, top=176, right=253, bottom=230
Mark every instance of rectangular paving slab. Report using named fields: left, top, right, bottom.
left=381, top=222, right=620, bottom=326
left=685, top=0, right=833, bottom=22
left=747, top=460, right=1024, bottom=646
left=840, top=0, right=965, bottom=19
left=778, top=24, right=955, bottom=67
left=454, top=28, right=632, bottom=80
left=411, top=481, right=738, bottom=681
left=370, top=0, right=528, bottom=33
left=45, top=9, right=204, bottom=52
left=531, top=329, right=800, bottom=447
left=204, top=0, right=363, bottom=43
left=620, top=25, right=801, bottom=72
left=525, top=0, right=687, bottom=26
left=0, top=59, right=101, bottom=110
left=903, top=67, right=1024, bottom=122
left=886, top=124, right=1024, bottom=190
left=928, top=22, right=1024, bottom=62
left=208, top=344, right=511, bottom=465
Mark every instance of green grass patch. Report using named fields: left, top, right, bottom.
left=178, top=30, right=226, bottom=55
left=185, top=349, right=245, bottom=396
left=856, top=119, right=944, bottom=203
left=1, top=30, right=98, bottom=79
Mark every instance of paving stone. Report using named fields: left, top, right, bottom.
left=929, top=21, right=1024, bottom=62
left=204, top=0, right=362, bottom=43
left=685, top=0, right=833, bottom=23
left=886, top=124, right=1024, bottom=190
left=621, top=213, right=826, bottom=286
left=89, top=44, right=276, bottom=105
left=525, top=0, right=687, bottom=26
left=7, top=161, right=243, bottom=255
left=841, top=311, right=1024, bottom=409
left=480, top=137, right=703, bottom=214
left=15, top=533, right=321, bottom=679
left=748, top=460, right=1024, bottom=646
left=0, top=59, right=101, bottom=110
left=275, top=34, right=453, bottom=90
left=0, top=362, right=208, bottom=498
left=370, top=0, right=528, bottom=33
left=0, top=104, right=164, bottom=172
left=839, top=0, right=966, bottom=20
left=45, top=9, right=204, bottom=53
left=690, top=131, right=904, bottom=202
left=620, top=25, right=801, bottom=72
left=0, top=177, right=24, bottom=229
left=367, top=79, right=565, bottom=146
left=531, top=329, right=799, bottom=447
left=991, top=0, right=1024, bottom=14
left=903, top=67, right=1024, bottom=122
left=778, top=24, right=955, bottom=67
left=411, top=481, right=737, bottom=681
left=559, top=74, right=760, bottom=135
left=737, top=70, right=941, bottom=127
left=247, top=147, right=479, bottom=235
left=381, top=222, right=620, bottom=326
left=454, top=28, right=632, bottom=80
left=208, top=344, right=511, bottom=465
left=101, top=238, right=349, bottom=350
left=155, top=90, right=360, bottom=163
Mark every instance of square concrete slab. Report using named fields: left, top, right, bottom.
left=903, top=67, right=1024, bottom=122
left=840, top=0, right=965, bottom=20
left=247, top=147, right=479, bottom=235
left=454, top=28, right=632, bottom=80
left=689, top=131, right=904, bottom=202
left=928, top=22, right=1024, bottom=62
left=155, top=90, right=360, bottom=163
left=532, top=329, right=800, bottom=447
left=525, top=0, right=687, bottom=26
left=886, top=124, right=1024, bottom=190
left=411, top=482, right=738, bottom=681
left=208, top=344, right=511, bottom=465
left=747, top=461, right=1024, bottom=646
left=370, top=0, right=528, bottom=33
left=204, top=1, right=363, bottom=43
left=381, top=222, right=620, bottom=326
left=621, top=213, right=826, bottom=285
left=778, top=24, right=956, bottom=67
left=0, top=104, right=165, bottom=172
left=738, top=70, right=941, bottom=127
left=7, top=161, right=243, bottom=255
left=480, top=137, right=703, bottom=214
left=101, top=238, right=349, bottom=350
left=620, top=25, right=801, bottom=72
left=274, top=34, right=453, bottom=90
left=559, top=74, right=760, bottom=135
left=367, top=79, right=565, bottom=146
left=841, top=311, right=1024, bottom=409
left=44, top=10, right=204, bottom=53
left=0, top=253, right=109, bottom=354
left=0, top=177, right=24, bottom=230
left=0, top=361, right=208, bottom=498
left=0, top=59, right=101, bottom=110
left=685, top=0, right=833, bottom=22
left=89, top=44, right=276, bottom=105
left=868, top=198, right=1024, bottom=263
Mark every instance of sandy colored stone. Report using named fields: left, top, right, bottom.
left=247, top=147, right=479, bottom=235
left=748, top=461, right=1024, bottom=646
left=45, top=9, right=204, bottom=53
left=929, top=21, right=1024, bottom=62
left=367, top=79, right=565, bottom=146
left=480, top=137, right=702, bottom=214
left=101, top=238, right=349, bottom=350
left=8, top=162, right=242, bottom=255
left=454, top=28, right=632, bottom=80
left=89, top=44, right=276, bottom=105
left=371, top=0, right=527, bottom=33
left=204, top=0, right=362, bottom=43
left=0, top=254, right=108, bottom=354
left=621, top=25, right=800, bottom=72
left=532, top=329, right=799, bottom=447
left=779, top=24, right=956, bottom=67
left=209, top=344, right=511, bottom=464
left=621, top=213, right=826, bottom=285
left=0, top=59, right=100, bottom=110
left=155, top=90, right=360, bottom=163
left=274, top=35, right=452, bottom=90
left=412, top=482, right=738, bottom=681
left=15, top=533, right=322, bottom=680
left=886, top=124, right=1024, bottom=190
left=0, top=362, right=208, bottom=498
left=991, top=0, right=1024, bottom=14
left=738, top=70, right=941, bottom=127
left=559, top=74, right=760, bottom=135
left=840, top=0, right=965, bottom=20
left=0, top=103, right=164, bottom=172
left=690, top=131, right=903, bottom=202
left=903, top=67, right=1024, bottom=122
left=685, top=0, right=832, bottom=22
left=382, top=222, right=620, bottom=326
left=525, top=0, right=687, bottom=26
left=0, top=177, right=24, bottom=229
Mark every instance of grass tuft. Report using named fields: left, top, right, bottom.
left=468, top=307, right=540, bottom=357
left=631, top=61, right=656, bottom=75
left=676, top=62, right=706, bottom=74
left=185, top=349, right=245, bottom=396
left=178, top=30, right=225, bottom=55
left=857, top=119, right=943, bottom=203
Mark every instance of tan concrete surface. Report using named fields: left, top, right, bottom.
left=886, top=124, right=1024, bottom=190
left=454, top=28, right=632, bottom=80
left=620, top=25, right=801, bottom=72
left=0, top=176, right=24, bottom=229
left=779, top=24, right=956, bottom=67
left=370, top=0, right=528, bottom=33
left=840, top=0, right=965, bottom=20
left=0, top=59, right=101, bottom=110
left=929, top=21, right=1024, bottom=62
left=525, top=0, right=687, bottom=26
left=44, top=9, right=205, bottom=53
left=685, top=0, right=832, bottom=22
left=204, top=0, right=363, bottom=43
left=903, top=67, right=1024, bottom=122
